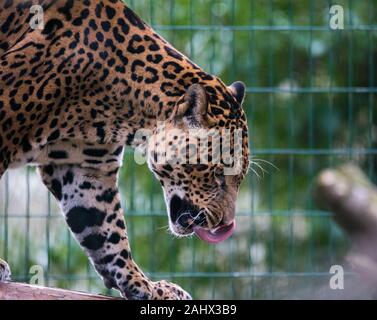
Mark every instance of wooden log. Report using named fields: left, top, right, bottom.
left=315, top=164, right=377, bottom=290
left=0, top=282, right=119, bottom=300
left=315, top=164, right=377, bottom=236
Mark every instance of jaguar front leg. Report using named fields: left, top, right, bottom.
left=0, top=259, right=11, bottom=282
left=0, top=165, right=11, bottom=282
left=37, top=163, right=191, bottom=300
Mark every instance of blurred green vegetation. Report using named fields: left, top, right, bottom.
left=0, top=0, right=376, bottom=299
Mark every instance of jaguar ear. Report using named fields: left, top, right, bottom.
left=228, top=81, right=246, bottom=105
left=174, top=84, right=208, bottom=127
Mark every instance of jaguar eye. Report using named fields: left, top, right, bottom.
left=214, top=167, right=226, bottom=188
left=214, top=166, right=224, bottom=177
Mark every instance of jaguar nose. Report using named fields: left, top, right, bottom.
left=169, top=195, right=199, bottom=224
left=169, top=195, right=183, bottom=222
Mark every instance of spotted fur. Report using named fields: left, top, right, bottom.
left=0, top=0, right=249, bottom=299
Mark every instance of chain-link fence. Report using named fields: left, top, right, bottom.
left=0, top=0, right=376, bottom=299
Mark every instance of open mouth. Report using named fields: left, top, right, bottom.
left=169, top=195, right=235, bottom=243
left=194, top=220, right=236, bottom=244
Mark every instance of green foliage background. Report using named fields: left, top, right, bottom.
left=0, top=0, right=376, bottom=299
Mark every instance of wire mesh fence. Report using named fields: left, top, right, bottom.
left=0, top=0, right=376, bottom=299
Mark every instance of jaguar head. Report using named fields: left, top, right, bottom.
left=148, top=81, right=249, bottom=243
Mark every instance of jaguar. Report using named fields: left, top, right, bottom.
left=0, top=0, right=250, bottom=300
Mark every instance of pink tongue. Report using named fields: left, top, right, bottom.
left=194, top=221, right=236, bottom=244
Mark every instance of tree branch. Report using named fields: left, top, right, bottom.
left=315, top=164, right=377, bottom=292
left=0, top=282, right=119, bottom=300
left=315, top=164, right=377, bottom=236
